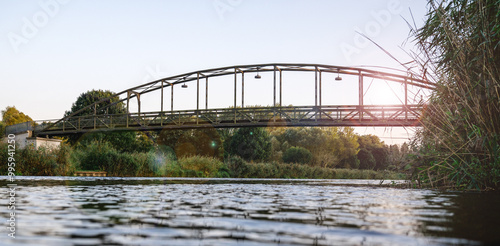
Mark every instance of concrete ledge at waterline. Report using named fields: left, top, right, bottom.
left=75, top=171, right=107, bottom=177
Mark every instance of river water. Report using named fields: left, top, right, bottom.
left=1, top=177, right=499, bottom=246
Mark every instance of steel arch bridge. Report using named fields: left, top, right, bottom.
left=34, top=63, right=435, bottom=136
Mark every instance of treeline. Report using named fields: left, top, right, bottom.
left=0, top=135, right=405, bottom=180
left=0, top=124, right=407, bottom=180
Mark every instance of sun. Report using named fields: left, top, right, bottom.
left=364, top=82, right=403, bottom=105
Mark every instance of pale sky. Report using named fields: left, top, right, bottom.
left=0, top=0, right=429, bottom=144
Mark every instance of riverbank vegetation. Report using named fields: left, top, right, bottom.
left=408, top=0, right=500, bottom=190
left=0, top=98, right=407, bottom=179
left=0, top=140, right=405, bottom=180
left=1, top=90, right=408, bottom=180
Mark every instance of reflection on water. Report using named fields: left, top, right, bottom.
left=0, top=177, right=499, bottom=245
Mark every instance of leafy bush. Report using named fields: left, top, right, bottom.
left=178, top=156, right=224, bottom=177
left=227, top=127, right=271, bottom=162
left=282, top=146, right=313, bottom=164
left=0, top=142, right=75, bottom=176
left=371, top=147, right=389, bottom=170
left=53, top=143, right=76, bottom=176
left=72, top=140, right=138, bottom=176
left=358, top=148, right=375, bottom=170
left=72, top=141, right=114, bottom=171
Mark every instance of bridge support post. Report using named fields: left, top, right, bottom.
left=234, top=68, right=237, bottom=123
left=405, top=76, right=408, bottom=121
left=197, top=72, right=200, bottom=124
left=315, top=66, right=318, bottom=107
left=205, top=77, right=209, bottom=110
left=171, top=84, right=174, bottom=112
left=279, top=67, right=282, bottom=107
left=273, top=66, right=276, bottom=122
left=359, top=71, right=363, bottom=122
left=126, top=91, right=130, bottom=127
left=242, top=71, right=244, bottom=108
left=161, top=81, right=164, bottom=126
left=319, top=69, right=322, bottom=120
left=137, top=93, right=141, bottom=124
left=315, top=66, right=318, bottom=121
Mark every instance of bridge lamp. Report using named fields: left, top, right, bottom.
left=181, top=83, right=188, bottom=88
left=255, top=67, right=261, bottom=79
left=335, top=69, right=342, bottom=81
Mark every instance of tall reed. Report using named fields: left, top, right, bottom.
left=409, top=0, right=500, bottom=189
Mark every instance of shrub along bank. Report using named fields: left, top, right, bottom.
left=0, top=142, right=405, bottom=180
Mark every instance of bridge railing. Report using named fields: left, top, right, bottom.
left=36, top=105, right=425, bottom=135
left=5, top=120, right=60, bottom=135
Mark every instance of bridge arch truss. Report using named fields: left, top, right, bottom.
left=36, top=63, right=435, bottom=136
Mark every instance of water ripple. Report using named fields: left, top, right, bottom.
left=0, top=177, right=496, bottom=245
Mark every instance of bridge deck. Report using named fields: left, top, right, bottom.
left=35, top=105, right=424, bottom=136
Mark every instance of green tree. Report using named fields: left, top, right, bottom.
left=75, top=131, right=153, bottom=153
left=66, top=90, right=152, bottom=152
left=357, top=134, right=389, bottom=170
left=64, top=89, right=125, bottom=117
left=387, top=144, right=401, bottom=169
left=1, top=106, right=33, bottom=126
left=227, top=127, right=271, bottom=162
left=269, top=127, right=359, bottom=168
left=157, top=128, right=223, bottom=159
left=372, top=147, right=389, bottom=170
left=336, top=127, right=360, bottom=168
left=357, top=134, right=383, bottom=149
left=277, top=128, right=337, bottom=167
left=358, top=148, right=376, bottom=170
left=282, top=146, right=313, bottom=164
left=0, top=121, right=5, bottom=137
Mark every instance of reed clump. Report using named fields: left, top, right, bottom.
left=409, top=0, right=500, bottom=189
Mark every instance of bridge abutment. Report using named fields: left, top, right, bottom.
left=3, top=122, right=61, bottom=150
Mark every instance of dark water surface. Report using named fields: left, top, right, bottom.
left=1, top=177, right=499, bottom=245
